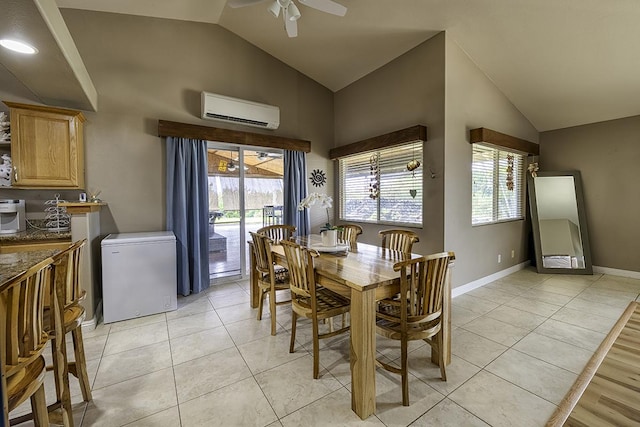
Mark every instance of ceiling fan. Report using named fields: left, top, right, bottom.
left=228, top=0, right=347, bottom=38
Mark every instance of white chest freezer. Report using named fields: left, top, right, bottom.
left=101, top=231, right=177, bottom=323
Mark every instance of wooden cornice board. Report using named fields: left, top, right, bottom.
left=329, top=125, right=427, bottom=160
left=158, top=120, right=311, bottom=153
left=547, top=301, right=640, bottom=426
left=469, top=127, right=539, bottom=155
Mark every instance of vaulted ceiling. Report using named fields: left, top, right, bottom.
left=2, top=0, right=639, bottom=131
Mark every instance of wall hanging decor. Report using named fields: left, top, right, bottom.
left=309, top=169, right=327, bottom=187
left=369, top=154, right=379, bottom=199
left=407, top=142, right=421, bottom=198
left=506, top=154, right=514, bottom=191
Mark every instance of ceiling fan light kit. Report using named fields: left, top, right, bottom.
left=229, top=0, right=347, bottom=38
left=267, top=1, right=281, bottom=17
left=287, top=2, right=301, bottom=21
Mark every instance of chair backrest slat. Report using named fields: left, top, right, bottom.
left=380, top=229, right=419, bottom=253
left=1, top=257, right=53, bottom=369
left=257, top=225, right=296, bottom=244
left=52, top=239, right=86, bottom=309
left=280, top=240, right=313, bottom=300
left=338, top=224, right=363, bottom=248
left=394, top=252, right=455, bottom=323
left=250, top=232, right=275, bottom=274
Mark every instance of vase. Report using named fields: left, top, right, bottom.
left=321, top=229, right=337, bottom=247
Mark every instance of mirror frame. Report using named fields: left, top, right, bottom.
left=528, top=170, right=593, bottom=275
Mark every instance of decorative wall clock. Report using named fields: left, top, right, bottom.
left=309, top=169, right=327, bottom=187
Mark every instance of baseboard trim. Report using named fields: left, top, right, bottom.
left=593, top=266, right=640, bottom=280
left=452, top=261, right=531, bottom=298
left=82, top=299, right=103, bottom=331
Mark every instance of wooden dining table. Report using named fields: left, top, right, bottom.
left=249, top=235, right=452, bottom=419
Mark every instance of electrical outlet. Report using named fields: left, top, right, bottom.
left=511, top=249, right=515, bottom=258
left=498, top=254, right=502, bottom=263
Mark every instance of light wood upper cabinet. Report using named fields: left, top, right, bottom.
left=4, top=101, right=85, bottom=188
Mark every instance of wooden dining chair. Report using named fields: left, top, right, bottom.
left=375, top=251, right=455, bottom=406
left=250, top=232, right=291, bottom=335
left=379, top=229, right=420, bottom=253
left=257, top=224, right=296, bottom=244
left=1, top=257, right=54, bottom=427
left=338, top=224, right=363, bottom=249
left=281, top=240, right=351, bottom=379
left=45, top=239, right=93, bottom=411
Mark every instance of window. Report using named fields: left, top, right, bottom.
left=339, top=142, right=423, bottom=226
left=472, top=144, right=525, bottom=225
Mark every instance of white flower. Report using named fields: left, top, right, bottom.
left=298, top=192, right=333, bottom=211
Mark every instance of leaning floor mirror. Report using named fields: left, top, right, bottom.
left=528, top=171, right=593, bottom=274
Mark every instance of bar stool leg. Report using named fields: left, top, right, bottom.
left=30, top=385, right=50, bottom=427
left=71, top=327, right=93, bottom=402
left=50, top=334, right=74, bottom=426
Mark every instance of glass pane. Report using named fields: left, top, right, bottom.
left=379, top=144, right=422, bottom=224
left=339, top=142, right=423, bottom=225
left=340, top=153, right=377, bottom=222
left=472, top=147, right=495, bottom=225
left=243, top=149, right=284, bottom=273
left=497, top=152, right=523, bottom=220
left=208, top=148, right=241, bottom=279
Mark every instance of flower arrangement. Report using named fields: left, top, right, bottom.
left=298, top=192, right=337, bottom=230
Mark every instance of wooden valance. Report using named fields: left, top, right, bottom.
left=158, top=120, right=311, bottom=153
left=329, top=125, right=427, bottom=160
left=469, top=127, right=539, bottom=155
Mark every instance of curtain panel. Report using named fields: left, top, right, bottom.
left=283, top=150, right=309, bottom=236
left=166, top=137, right=210, bottom=296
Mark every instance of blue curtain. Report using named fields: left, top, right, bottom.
left=166, top=137, right=210, bottom=296
left=283, top=150, right=309, bottom=236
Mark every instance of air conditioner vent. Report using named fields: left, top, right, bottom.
left=201, top=92, right=279, bottom=130
left=204, top=113, right=269, bottom=128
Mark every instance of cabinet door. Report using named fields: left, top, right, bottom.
left=9, top=104, right=84, bottom=188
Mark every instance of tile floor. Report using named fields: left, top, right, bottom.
left=12, top=268, right=640, bottom=426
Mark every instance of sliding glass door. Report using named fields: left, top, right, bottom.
left=207, top=144, right=283, bottom=282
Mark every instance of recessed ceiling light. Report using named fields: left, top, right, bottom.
left=0, top=39, right=38, bottom=54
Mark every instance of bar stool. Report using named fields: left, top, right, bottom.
left=2, top=257, right=54, bottom=427
left=42, top=239, right=92, bottom=426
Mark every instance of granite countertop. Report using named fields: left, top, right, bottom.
left=0, top=249, right=60, bottom=287
left=0, top=221, right=72, bottom=243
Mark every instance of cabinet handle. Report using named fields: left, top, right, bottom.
left=14, top=166, right=18, bottom=182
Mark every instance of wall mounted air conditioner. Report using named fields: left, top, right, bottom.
left=201, top=92, right=280, bottom=130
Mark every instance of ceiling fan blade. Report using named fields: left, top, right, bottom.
left=298, top=0, right=347, bottom=16
left=227, top=0, right=269, bottom=8
left=284, top=9, right=298, bottom=37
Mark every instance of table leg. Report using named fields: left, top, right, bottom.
left=249, top=244, right=259, bottom=308
left=350, top=288, right=376, bottom=419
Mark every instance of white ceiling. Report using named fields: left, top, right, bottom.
left=4, top=0, right=640, bottom=131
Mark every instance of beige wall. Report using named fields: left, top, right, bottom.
left=332, top=32, right=540, bottom=287
left=333, top=32, right=446, bottom=256
left=57, top=10, right=335, bottom=235
left=444, top=35, right=539, bottom=287
left=540, top=115, right=640, bottom=272
left=1, top=10, right=335, bottom=319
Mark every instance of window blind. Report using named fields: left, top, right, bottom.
left=339, top=142, right=423, bottom=226
left=472, top=144, right=524, bottom=225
